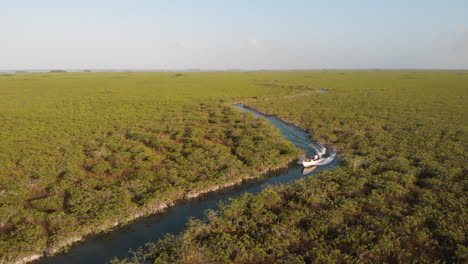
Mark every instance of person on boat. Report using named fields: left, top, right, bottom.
left=313, top=155, right=320, bottom=161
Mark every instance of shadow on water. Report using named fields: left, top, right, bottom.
left=40, top=104, right=339, bottom=264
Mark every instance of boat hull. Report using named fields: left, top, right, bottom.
left=301, top=159, right=322, bottom=167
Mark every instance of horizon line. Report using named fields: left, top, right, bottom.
left=2, top=68, right=468, bottom=73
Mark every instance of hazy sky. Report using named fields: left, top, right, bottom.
left=2, top=0, right=467, bottom=70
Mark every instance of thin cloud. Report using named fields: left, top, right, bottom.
left=247, top=38, right=264, bottom=51
left=176, top=40, right=190, bottom=49
left=453, top=29, right=468, bottom=53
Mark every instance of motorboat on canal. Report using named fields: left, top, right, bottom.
left=301, top=155, right=323, bottom=167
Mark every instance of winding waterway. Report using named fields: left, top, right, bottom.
left=39, top=104, right=339, bottom=264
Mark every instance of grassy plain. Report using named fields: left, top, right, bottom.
left=115, top=71, right=468, bottom=263
left=0, top=71, right=317, bottom=262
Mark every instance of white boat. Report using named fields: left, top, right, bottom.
left=301, top=158, right=323, bottom=167
left=301, top=155, right=322, bottom=167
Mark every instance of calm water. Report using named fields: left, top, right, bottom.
left=39, top=104, right=339, bottom=264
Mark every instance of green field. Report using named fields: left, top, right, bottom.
left=112, top=71, right=468, bottom=263
left=0, top=71, right=320, bottom=262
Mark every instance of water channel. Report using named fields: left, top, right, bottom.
left=40, top=104, right=339, bottom=264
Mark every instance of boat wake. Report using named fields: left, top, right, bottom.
left=296, top=140, right=336, bottom=166
left=233, top=104, right=336, bottom=167
left=307, top=151, right=336, bottom=166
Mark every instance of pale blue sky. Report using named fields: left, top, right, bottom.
left=2, top=0, right=467, bottom=70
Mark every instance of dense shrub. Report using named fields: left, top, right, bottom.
left=114, top=71, right=467, bottom=264
left=0, top=72, right=309, bottom=262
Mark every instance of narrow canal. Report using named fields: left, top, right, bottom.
left=40, top=104, right=339, bottom=264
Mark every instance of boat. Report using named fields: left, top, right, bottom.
left=301, top=155, right=322, bottom=167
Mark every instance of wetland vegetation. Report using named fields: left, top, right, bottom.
left=112, top=71, right=467, bottom=264
left=0, top=71, right=315, bottom=263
